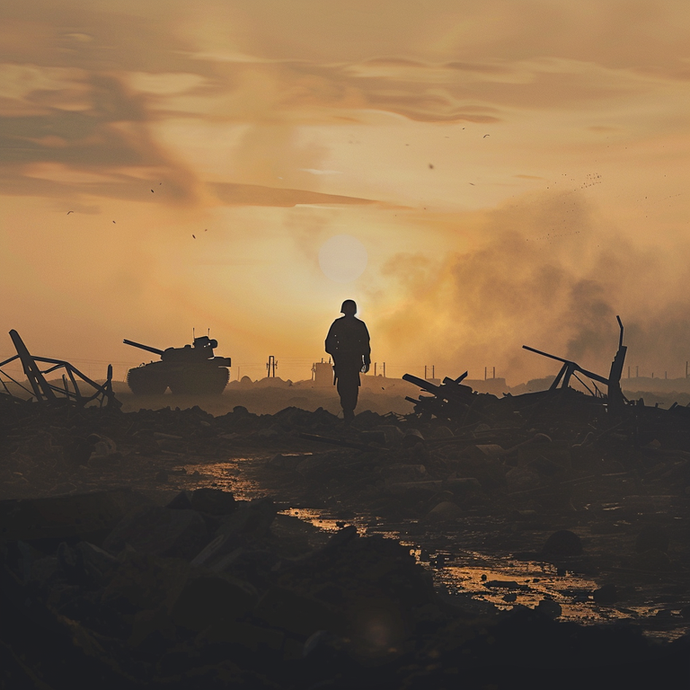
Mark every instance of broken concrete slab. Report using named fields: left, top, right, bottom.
left=103, top=506, right=209, bottom=560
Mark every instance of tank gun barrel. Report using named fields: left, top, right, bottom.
left=123, top=339, right=165, bottom=356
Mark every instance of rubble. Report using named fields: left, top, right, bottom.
left=3, top=333, right=690, bottom=685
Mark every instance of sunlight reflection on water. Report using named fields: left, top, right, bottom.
left=178, top=458, right=688, bottom=640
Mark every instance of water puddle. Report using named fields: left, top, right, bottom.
left=175, top=457, right=689, bottom=641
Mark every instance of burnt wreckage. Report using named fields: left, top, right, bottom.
left=0, top=329, right=119, bottom=408
left=124, top=335, right=231, bottom=396
left=403, top=316, right=690, bottom=449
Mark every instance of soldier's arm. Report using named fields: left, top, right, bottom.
left=361, top=322, right=371, bottom=368
left=325, top=321, right=337, bottom=355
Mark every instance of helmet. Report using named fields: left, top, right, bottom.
left=340, top=299, right=357, bottom=314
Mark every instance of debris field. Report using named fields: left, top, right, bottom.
left=2, top=363, right=690, bottom=689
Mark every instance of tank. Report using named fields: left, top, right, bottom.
left=123, top=336, right=231, bottom=395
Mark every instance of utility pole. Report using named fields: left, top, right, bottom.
left=484, top=367, right=487, bottom=381
left=266, top=355, right=277, bottom=377
left=374, top=362, right=377, bottom=376
left=383, top=362, right=386, bottom=378
left=493, top=366, right=495, bottom=379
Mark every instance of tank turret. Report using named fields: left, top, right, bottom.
left=124, top=336, right=231, bottom=395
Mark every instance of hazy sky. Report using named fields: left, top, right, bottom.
left=1, top=0, right=689, bottom=384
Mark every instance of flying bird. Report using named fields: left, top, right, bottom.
left=112, top=221, right=116, bottom=224
left=429, top=163, right=434, bottom=169
left=192, top=234, right=196, bottom=239
left=66, top=210, right=74, bottom=215
left=483, top=134, right=490, bottom=138
left=151, top=189, right=154, bottom=193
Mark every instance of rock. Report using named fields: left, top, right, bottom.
left=426, top=501, right=463, bottom=522
left=88, top=434, right=117, bottom=459
left=402, top=429, right=425, bottom=447
left=258, top=425, right=281, bottom=439
left=103, top=507, right=209, bottom=560
left=374, top=425, right=405, bottom=445
left=170, top=572, right=258, bottom=631
left=323, top=525, right=359, bottom=551
left=593, top=584, right=618, bottom=604
left=541, top=530, right=583, bottom=557
left=190, top=488, right=236, bottom=515
left=535, top=598, right=562, bottom=619
left=166, top=491, right=193, bottom=510
left=430, top=426, right=454, bottom=439
left=505, top=465, right=541, bottom=491
left=77, top=541, right=119, bottom=581
left=216, top=498, right=276, bottom=541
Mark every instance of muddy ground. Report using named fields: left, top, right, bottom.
left=2, top=381, right=690, bottom=688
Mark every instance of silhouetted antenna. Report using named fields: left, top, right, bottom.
left=266, top=355, right=278, bottom=377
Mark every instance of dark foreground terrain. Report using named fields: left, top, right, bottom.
left=2, top=381, right=690, bottom=689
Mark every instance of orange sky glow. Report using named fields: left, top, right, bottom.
left=1, top=0, right=689, bottom=384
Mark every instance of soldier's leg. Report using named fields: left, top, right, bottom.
left=337, top=369, right=359, bottom=419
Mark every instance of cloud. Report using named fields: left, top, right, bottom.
left=0, top=71, right=205, bottom=203
left=210, top=182, right=376, bottom=207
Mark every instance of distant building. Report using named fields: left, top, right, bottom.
left=312, top=359, right=333, bottom=386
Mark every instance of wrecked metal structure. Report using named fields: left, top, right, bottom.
left=0, top=329, right=119, bottom=409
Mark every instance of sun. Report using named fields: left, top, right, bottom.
left=318, top=234, right=368, bottom=283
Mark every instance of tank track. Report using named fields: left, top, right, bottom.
left=126, top=363, right=168, bottom=395
left=167, top=364, right=229, bottom=395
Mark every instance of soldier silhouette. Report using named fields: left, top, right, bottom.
left=325, top=300, right=371, bottom=422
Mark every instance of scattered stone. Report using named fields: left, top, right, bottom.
left=426, top=501, right=463, bottom=522
left=593, top=584, right=618, bottom=604
left=535, top=598, right=562, bottom=619
left=541, top=530, right=583, bottom=557
left=190, top=487, right=236, bottom=515
left=103, top=506, right=209, bottom=559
